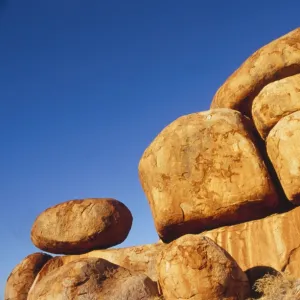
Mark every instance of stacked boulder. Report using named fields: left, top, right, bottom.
left=211, top=27, right=300, bottom=204
left=5, top=198, right=162, bottom=299
left=5, top=27, right=300, bottom=300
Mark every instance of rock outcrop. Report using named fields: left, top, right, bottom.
left=267, top=111, right=300, bottom=204
left=139, top=108, right=278, bottom=242
left=211, top=27, right=300, bottom=116
left=34, top=242, right=164, bottom=282
left=4, top=253, right=52, bottom=300
left=28, top=258, right=160, bottom=300
left=201, top=206, right=300, bottom=279
left=157, top=235, right=250, bottom=300
left=31, top=198, right=133, bottom=254
left=7, top=27, right=300, bottom=300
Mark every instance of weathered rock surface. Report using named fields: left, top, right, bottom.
left=139, top=108, right=278, bottom=241
left=201, top=206, right=300, bottom=278
left=28, top=258, right=160, bottom=300
left=4, top=252, right=52, bottom=300
left=31, top=198, right=133, bottom=254
left=211, top=28, right=300, bottom=115
left=33, top=242, right=164, bottom=282
left=157, top=235, right=250, bottom=300
left=266, top=111, right=300, bottom=203
left=252, top=74, right=300, bottom=139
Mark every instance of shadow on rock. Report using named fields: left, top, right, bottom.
left=246, top=265, right=280, bottom=299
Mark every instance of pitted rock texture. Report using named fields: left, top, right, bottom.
left=201, top=206, right=300, bottom=278
left=4, top=252, right=52, bottom=300
left=157, top=235, right=250, bottom=300
left=266, top=111, right=300, bottom=203
left=252, top=74, right=300, bottom=139
left=139, top=108, right=278, bottom=242
left=28, top=258, right=160, bottom=300
left=34, top=242, right=164, bottom=282
left=31, top=198, right=133, bottom=254
left=211, top=28, right=300, bottom=116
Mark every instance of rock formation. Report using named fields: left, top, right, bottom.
left=267, top=111, right=300, bottom=204
left=252, top=74, right=300, bottom=139
left=31, top=198, right=133, bottom=254
left=27, top=258, right=160, bottom=300
left=139, top=108, right=278, bottom=242
left=200, top=206, right=300, bottom=279
left=157, top=235, right=250, bottom=300
left=211, top=27, right=300, bottom=116
left=6, top=27, right=300, bottom=300
left=33, top=242, right=164, bottom=282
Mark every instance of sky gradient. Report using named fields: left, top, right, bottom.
left=1, top=0, right=300, bottom=297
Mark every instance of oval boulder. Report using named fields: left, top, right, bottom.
left=31, top=198, right=133, bottom=254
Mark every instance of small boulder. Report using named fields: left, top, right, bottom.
left=28, top=258, right=160, bottom=300
left=252, top=74, right=300, bottom=139
left=139, top=108, right=278, bottom=241
left=267, top=111, right=300, bottom=203
left=157, top=235, right=250, bottom=300
left=31, top=198, right=133, bottom=254
left=4, top=252, right=52, bottom=300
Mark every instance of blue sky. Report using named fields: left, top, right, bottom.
left=1, top=0, right=300, bottom=296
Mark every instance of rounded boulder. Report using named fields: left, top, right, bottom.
left=5, top=252, right=52, bottom=300
left=157, top=235, right=250, bottom=300
left=139, top=108, right=278, bottom=242
left=31, top=198, right=133, bottom=254
left=28, top=258, right=160, bottom=300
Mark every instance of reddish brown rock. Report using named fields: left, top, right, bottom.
left=31, top=198, right=133, bottom=254
left=28, top=258, right=160, bottom=300
left=201, top=206, right=300, bottom=279
left=252, top=74, right=300, bottom=139
left=33, top=242, right=164, bottom=282
left=211, top=28, right=300, bottom=116
left=4, top=252, right=52, bottom=300
left=157, top=235, right=250, bottom=300
left=266, top=111, right=300, bottom=203
left=139, top=108, right=278, bottom=242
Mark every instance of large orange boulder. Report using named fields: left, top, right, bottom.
left=31, top=198, right=133, bottom=254
left=267, top=111, right=300, bottom=204
left=28, top=258, right=160, bottom=300
left=139, top=108, right=278, bottom=241
left=201, top=206, right=300, bottom=278
left=4, top=253, right=52, bottom=300
left=252, top=74, right=300, bottom=139
left=157, top=235, right=250, bottom=300
left=211, top=28, right=300, bottom=115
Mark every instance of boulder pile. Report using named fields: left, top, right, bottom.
left=5, top=27, right=300, bottom=300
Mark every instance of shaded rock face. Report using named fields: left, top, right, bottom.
left=157, top=235, right=250, bottom=300
left=211, top=27, right=300, bottom=116
left=28, top=258, right=160, bottom=300
left=35, top=242, right=165, bottom=282
left=267, top=111, right=300, bottom=204
left=4, top=253, right=52, bottom=300
left=31, top=198, right=133, bottom=254
left=252, top=74, right=300, bottom=139
left=201, top=206, right=300, bottom=278
left=139, top=108, right=278, bottom=242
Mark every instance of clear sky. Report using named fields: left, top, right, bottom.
left=1, top=0, right=300, bottom=296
